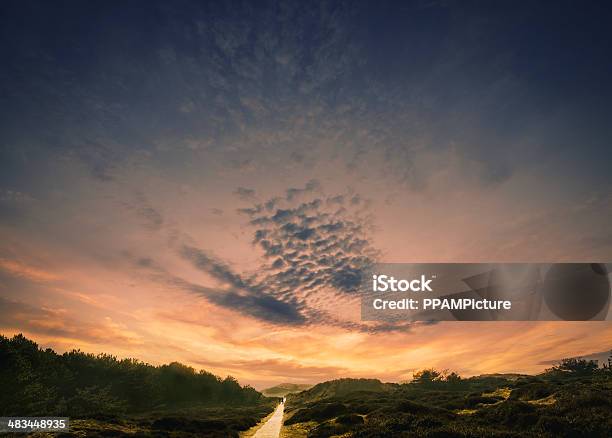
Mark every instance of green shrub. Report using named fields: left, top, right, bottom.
left=336, top=413, right=364, bottom=425
left=536, top=415, right=572, bottom=435
left=509, top=383, right=553, bottom=401
left=465, top=395, right=501, bottom=407
left=285, top=402, right=348, bottom=424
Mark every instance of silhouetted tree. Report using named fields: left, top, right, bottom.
left=412, top=369, right=443, bottom=385
left=548, top=358, right=598, bottom=375
left=0, top=334, right=265, bottom=417
left=444, top=371, right=462, bottom=384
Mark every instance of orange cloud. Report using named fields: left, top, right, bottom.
left=0, top=258, right=60, bottom=282
left=0, top=297, right=143, bottom=348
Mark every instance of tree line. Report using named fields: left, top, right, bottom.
left=0, top=334, right=265, bottom=417
left=411, top=353, right=611, bottom=387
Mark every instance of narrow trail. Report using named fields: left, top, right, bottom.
left=252, top=400, right=284, bottom=438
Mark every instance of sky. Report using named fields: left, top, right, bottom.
left=0, top=0, right=611, bottom=389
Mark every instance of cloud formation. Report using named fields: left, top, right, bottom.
left=209, top=181, right=382, bottom=329
left=178, top=246, right=306, bottom=325
left=0, top=297, right=142, bottom=346
left=129, top=180, right=389, bottom=330
left=233, top=187, right=257, bottom=201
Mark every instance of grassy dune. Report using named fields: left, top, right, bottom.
left=12, top=404, right=277, bottom=437
left=282, top=367, right=612, bottom=437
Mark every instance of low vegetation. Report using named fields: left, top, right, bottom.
left=0, top=334, right=276, bottom=437
left=2, top=334, right=610, bottom=437
left=283, top=356, right=612, bottom=437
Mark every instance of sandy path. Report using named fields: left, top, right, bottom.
left=252, top=402, right=284, bottom=438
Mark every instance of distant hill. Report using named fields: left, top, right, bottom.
left=288, top=378, right=393, bottom=404
left=474, top=373, right=529, bottom=381
left=261, top=383, right=313, bottom=397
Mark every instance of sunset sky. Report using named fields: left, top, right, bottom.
left=1, top=1, right=611, bottom=389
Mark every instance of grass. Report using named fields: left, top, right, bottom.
left=17, top=403, right=277, bottom=438
left=282, top=371, right=612, bottom=437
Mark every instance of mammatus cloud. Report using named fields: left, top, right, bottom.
left=180, top=181, right=412, bottom=331
left=239, top=181, right=376, bottom=300
left=130, top=180, right=407, bottom=330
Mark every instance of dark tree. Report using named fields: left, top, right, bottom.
left=549, top=358, right=598, bottom=375
left=0, top=334, right=266, bottom=417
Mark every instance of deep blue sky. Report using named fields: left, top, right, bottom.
left=1, top=0, right=611, bottom=192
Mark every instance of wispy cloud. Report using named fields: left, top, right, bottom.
left=233, top=187, right=257, bottom=201
left=0, top=297, right=143, bottom=346
left=123, top=192, right=164, bottom=231
left=177, top=246, right=306, bottom=325
left=0, top=258, right=59, bottom=282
